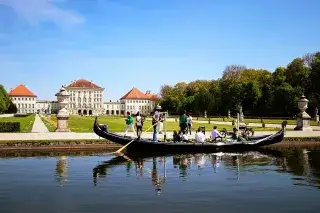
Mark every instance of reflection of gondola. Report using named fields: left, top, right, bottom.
left=93, top=117, right=284, bottom=154
left=93, top=156, right=129, bottom=186
left=92, top=150, right=283, bottom=185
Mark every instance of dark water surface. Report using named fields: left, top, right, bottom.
left=1, top=149, right=320, bottom=213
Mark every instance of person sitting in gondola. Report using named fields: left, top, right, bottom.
left=211, top=126, right=223, bottom=142
left=173, top=130, right=180, bottom=142
left=195, top=127, right=205, bottom=143
left=181, top=130, right=188, bottom=142
left=231, top=127, right=246, bottom=142
left=99, top=124, right=108, bottom=132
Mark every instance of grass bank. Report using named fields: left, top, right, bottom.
left=41, top=115, right=279, bottom=133
left=0, top=114, right=35, bottom=132
left=170, top=116, right=319, bottom=126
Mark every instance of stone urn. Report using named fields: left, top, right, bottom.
left=294, top=94, right=312, bottom=131
left=55, top=86, right=71, bottom=132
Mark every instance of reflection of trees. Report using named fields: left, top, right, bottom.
left=272, top=149, right=320, bottom=188
left=56, top=156, right=68, bottom=185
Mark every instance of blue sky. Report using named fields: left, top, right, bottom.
left=0, top=0, right=319, bottom=100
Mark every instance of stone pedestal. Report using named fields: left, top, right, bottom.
left=227, top=110, right=231, bottom=119
left=294, top=95, right=313, bottom=131
left=55, top=108, right=70, bottom=132
left=54, top=86, right=70, bottom=132
left=204, top=110, right=207, bottom=118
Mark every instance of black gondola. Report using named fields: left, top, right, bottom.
left=93, top=117, right=284, bottom=154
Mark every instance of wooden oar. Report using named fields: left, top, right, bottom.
left=113, top=122, right=159, bottom=154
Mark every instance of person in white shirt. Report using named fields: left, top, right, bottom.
left=181, top=131, right=188, bottom=142
left=187, top=114, right=193, bottom=135
left=211, top=126, right=223, bottom=141
left=195, top=127, right=205, bottom=143
left=135, top=111, right=143, bottom=137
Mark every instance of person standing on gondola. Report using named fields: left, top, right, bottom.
left=135, top=111, right=143, bottom=137
left=187, top=113, right=193, bottom=135
left=124, top=111, right=135, bottom=136
left=179, top=110, right=188, bottom=132
left=152, top=110, right=160, bottom=142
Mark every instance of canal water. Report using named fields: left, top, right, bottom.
left=0, top=149, right=320, bottom=213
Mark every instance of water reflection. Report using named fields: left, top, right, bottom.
left=92, top=151, right=279, bottom=193
left=56, top=156, right=68, bottom=185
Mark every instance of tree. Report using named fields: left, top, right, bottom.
left=303, top=53, right=316, bottom=67
left=158, top=50, right=319, bottom=117
left=222, top=64, right=246, bottom=80
left=0, top=85, right=11, bottom=113
left=285, top=58, right=310, bottom=91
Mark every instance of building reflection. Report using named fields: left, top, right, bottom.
left=56, top=156, right=68, bottom=185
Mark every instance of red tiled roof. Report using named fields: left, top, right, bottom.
left=8, top=84, right=37, bottom=97
left=145, top=93, right=159, bottom=101
left=120, top=87, right=157, bottom=100
left=67, top=79, right=101, bottom=88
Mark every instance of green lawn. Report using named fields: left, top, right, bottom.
left=40, top=116, right=56, bottom=132
left=42, top=115, right=279, bottom=133
left=0, top=114, right=36, bottom=132
left=169, top=116, right=319, bottom=126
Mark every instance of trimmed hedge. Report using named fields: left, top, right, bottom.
left=0, top=122, right=20, bottom=132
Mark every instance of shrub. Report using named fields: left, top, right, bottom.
left=0, top=122, right=20, bottom=132
left=232, top=120, right=235, bottom=126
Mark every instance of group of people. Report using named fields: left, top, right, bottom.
left=124, top=109, right=164, bottom=141
left=176, top=110, right=245, bottom=143
left=124, top=109, right=246, bottom=143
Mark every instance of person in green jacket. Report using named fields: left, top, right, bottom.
left=179, top=110, right=188, bottom=132
left=124, top=111, right=135, bottom=136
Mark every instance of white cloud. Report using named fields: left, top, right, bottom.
left=0, top=0, right=85, bottom=26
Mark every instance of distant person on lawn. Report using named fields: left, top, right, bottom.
left=179, top=110, right=188, bottom=132
left=124, top=111, right=135, bottom=136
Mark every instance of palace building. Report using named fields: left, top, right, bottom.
left=8, top=84, right=37, bottom=114
left=6, top=80, right=158, bottom=116
left=103, top=88, right=158, bottom=116
left=120, top=88, right=158, bottom=115
left=64, top=79, right=105, bottom=116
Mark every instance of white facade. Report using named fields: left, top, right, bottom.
left=65, top=87, right=104, bottom=116
left=104, top=100, right=123, bottom=115
left=36, top=100, right=60, bottom=114
left=122, top=99, right=155, bottom=115
left=10, top=96, right=36, bottom=114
